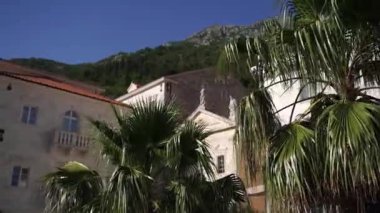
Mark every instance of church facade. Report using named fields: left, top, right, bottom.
left=116, top=68, right=266, bottom=212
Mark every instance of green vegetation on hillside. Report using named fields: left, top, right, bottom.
left=11, top=41, right=224, bottom=97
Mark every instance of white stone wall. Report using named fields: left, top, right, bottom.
left=268, top=80, right=311, bottom=124
left=206, top=128, right=237, bottom=180
left=119, top=82, right=166, bottom=105
left=190, top=110, right=236, bottom=179
left=0, top=76, right=127, bottom=213
left=269, top=79, right=380, bottom=124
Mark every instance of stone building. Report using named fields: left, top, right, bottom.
left=116, top=68, right=247, bottom=118
left=117, top=68, right=266, bottom=212
left=0, top=61, right=128, bottom=213
left=116, top=68, right=247, bottom=179
left=187, top=106, right=237, bottom=180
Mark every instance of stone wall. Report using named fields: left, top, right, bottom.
left=0, top=76, right=127, bottom=213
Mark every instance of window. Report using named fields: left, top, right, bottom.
left=11, top=166, right=20, bottom=186
left=0, top=129, right=4, bottom=142
left=20, top=168, right=30, bottom=187
left=11, top=166, right=29, bottom=187
left=63, top=110, right=78, bottom=132
left=21, top=106, right=38, bottom=124
left=217, top=155, right=225, bottom=174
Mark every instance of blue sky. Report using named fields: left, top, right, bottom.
left=0, top=0, right=277, bottom=64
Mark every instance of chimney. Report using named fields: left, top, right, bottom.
left=127, top=82, right=140, bottom=93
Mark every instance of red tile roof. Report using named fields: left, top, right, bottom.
left=0, top=62, right=127, bottom=106
left=0, top=60, right=103, bottom=93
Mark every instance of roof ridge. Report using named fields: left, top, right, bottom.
left=0, top=70, right=63, bottom=81
left=0, top=71, right=128, bottom=107
left=165, top=67, right=214, bottom=79
left=0, top=60, right=103, bottom=91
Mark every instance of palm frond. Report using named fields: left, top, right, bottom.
left=91, top=118, right=123, bottom=165
left=267, top=123, right=317, bottom=211
left=236, top=89, right=280, bottom=180
left=165, top=121, right=214, bottom=179
left=43, top=161, right=103, bottom=213
left=101, top=165, right=152, bottom=213
left=168, top=174, right=247, bottom=213
left=167, top=179, right=201, bottom=213
left=316, top=101, right=380, bottom=201
left=208, top=174, right=247, bottom=211
left=220, top=1, right=380, bottom=212
left=45, top=100, right=247, bottom=213
left=124, top=100, right=181, bottom=171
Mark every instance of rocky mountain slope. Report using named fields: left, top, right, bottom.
left=9, top=24, right=260, bottom=97
left=186, top=24, right=260, bottom=45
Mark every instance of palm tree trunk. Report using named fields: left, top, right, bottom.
left=343, top=72, right=357, bottom=101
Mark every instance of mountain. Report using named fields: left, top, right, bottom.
left=186, top=24, right=260, bottom=45
left=9, top=24, right=260, bottom=98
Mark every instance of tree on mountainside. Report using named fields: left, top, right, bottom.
left=12, top=41, right=225, bottom=98
left=43, top=101, right=247, bottom=213
left=220, top=0, right=380, bottom=212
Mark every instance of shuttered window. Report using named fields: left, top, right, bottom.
left=11, top=166, right=30, bottom=187
left=21, top=106, right=38, bottom=125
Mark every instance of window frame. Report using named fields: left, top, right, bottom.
left=0, top=128, right=4, bottom=142
left=63, top=110, right=79, bottom=132
left=11, top=166, right=30, bottom=187
left=11, top=166, right=21, bottom=186
left=216, top=155, right=225, bottom=174
left=21, top=106, right=38, bottom=125
left=20, top=168, right=30, bottom=187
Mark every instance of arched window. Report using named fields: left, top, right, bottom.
left=63, top=110, right=78, bottom=132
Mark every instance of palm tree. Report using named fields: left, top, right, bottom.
left=44, top=161, right=103, bottom=212
left=220, top=0, right=380, bottom=212
left=43, top=100, right=247, bottom=213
